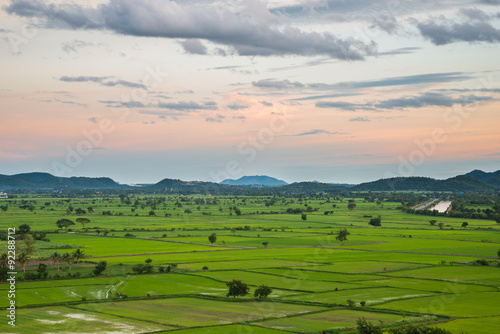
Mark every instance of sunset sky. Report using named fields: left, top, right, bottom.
left=1, top=0, right=499, bottom=184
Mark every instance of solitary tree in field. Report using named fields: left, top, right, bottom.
left=438, top=222, right=444, bottom=230
left=429, top=220, right=437, bottom=226
left=262, top=241, right=269, bottom=247
left=208, top=233, right=217, bottom=246
left=347, top=203, right=357, bottom=211
left=336, top=228, right=350, bottom=245
left=76, top=217, right=90, bottom=228
left=369, top=216, right=382, bottom=227
left=254, top=284, right=272, bottom=299
left=93, top=261, right=107, bottom=276
left=226, top=279, right=249, bottom=298
left=56, top=219, right=75, bottom=229
left=462, top=222, right=469, bottom=229
left=497, top=249, right=500, bottom=258
left=301, top=213, right=307, bottom=221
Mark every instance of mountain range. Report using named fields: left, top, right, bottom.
left=0, top=170, right=498, bottom=192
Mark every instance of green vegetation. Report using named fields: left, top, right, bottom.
left=0, top=192, right=499, bottom=333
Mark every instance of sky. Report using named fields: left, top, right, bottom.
left=1, top=0, right=499, bottom=185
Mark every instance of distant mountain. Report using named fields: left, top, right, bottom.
left=351, top=174, right=496, bottom=192
left=220, top=175, right=288, bottom=186
left=467, top=169, right=500, bottom=187
left=148, top=178, right=229, bottom=192
left=0, top=172, right=122, bottom=190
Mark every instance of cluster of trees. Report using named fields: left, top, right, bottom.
left=225, top=279, right=272, bottom=299
left=355, top=317, right=454, bottom=334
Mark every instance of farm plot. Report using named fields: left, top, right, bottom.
left=256, top=309, right=426, bottom=333
left=375, top=291, right=500, bottom=317
left=0, top=305, right=171, bottom=333
left=76, top=297, right=327, bottom=327
left=284, top=287, right=434, bottom=306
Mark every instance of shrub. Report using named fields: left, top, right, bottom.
left=347, top=299, right=356, bottom=307
left=202, top=266, right=209, bottom=271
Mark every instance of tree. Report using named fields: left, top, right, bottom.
left=254, top=285, right=272, bottom=299
left=73, top=248, right=86, bottom=263
left=348, top=203, right=357, bottom=211
left=429, top=220, right=437, bottom=226
left=498, top=249, right=500, bottom=258
left=262, top=241, right=269, bottom=247
left=208, top=233, right=217, bottom=246
left=336, top=228, right=350, bottom=245
left=50, top=252, right=62, bottom=276
left=93, top=261, right=107, bottom=276
left=369, top=216, right=382, bottom=227
left=76, top=218, right=90, bottom=228
left=22, top=233, right=36, bottom=256
left=301, top=213, right=307, bottom=221
left=18, top=252, right=30, bottom=275
left=56, top=219, right=75, bottom=229
left=438, top=222, right=444, bottom=230
left=36, top=263, right=48, bottom=279
left=18, top=224, right=31, bottom=235
left=234, top=208, right=242, bottom=215
left=226, top=279, right=249, bottom=298
left=62, top=252, right=74, bottom=276
left=462, top=222, right=469, bottom=229
left=388, top=325, right=453, bottom=333
left=145, top=258, right=152, bottom=264
left=356, top=318, right=382, bottom=334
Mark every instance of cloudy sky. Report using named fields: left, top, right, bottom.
left=1, top=0, right=499, bottom=184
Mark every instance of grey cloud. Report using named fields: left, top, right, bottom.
left=101, top=80, right=146, bottom=89
left=349, top=117, right=370, bottom=122
left=206, top=114, right=225, bottom=123
left=59, top=76, right=146, bottom=89
left=157, top=101, right=218, bottom=111
left=61, top=39, right=93, bottom=53
left=315, top=101, right=374, bottom=111
left=254, top=72, right=471, bottom=95
left=287, top=129, right=348, bottom=136
left=253, top=79, right=304, bottom=90
left=60, top=75, right=105, bottom=83
left=416, top=16, right=500, bottom=45
left=5, top=0, right=377, bottom=60
left=88, top=117, right=98, bottom=123
left=260, top=101, right=273, bottom=106
left=375, top=92, right=493, bottom=109
left=179, top=39, right=207, bottom=55
left=233, top=115, right=246, bottom=121
left=369, top=13, right=399, bottom=34
left=227, top=103, right=249, bottom=110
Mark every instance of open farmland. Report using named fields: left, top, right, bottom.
left=1, top=194, right=499, bottom=333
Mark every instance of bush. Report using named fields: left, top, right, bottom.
left=202, top=266, right=209, bottom=271
left=369, top=216, right=382, bottom=227
left=473, top=259, right=489, bottom=266
left=356, top=318, right=382, bottom=334
left=388, top=325, right=453, bottom=333
left=347, top=299, right=356, bottom=307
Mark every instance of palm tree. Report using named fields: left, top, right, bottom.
left=62, top=253, right=74, bottom=276
left=18, top=252, right=30, bottom=275
left=50, top=252, right=61, bottom=277
left=73, top=249, right=86, bottom=263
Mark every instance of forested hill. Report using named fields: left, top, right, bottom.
left=467, top=169, right=500, bottom=187
left=0, top=173, right=121, bottom=190
left=351, top=174, right=497, bottom=192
